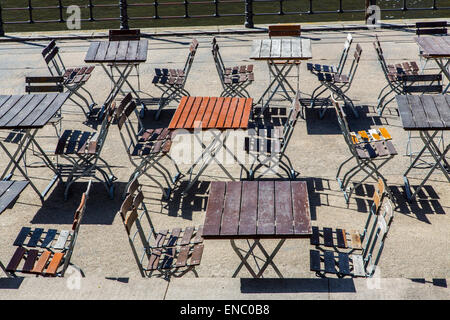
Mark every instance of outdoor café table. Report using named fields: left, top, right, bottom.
left=396, top=94, right=450, bottom=201
left=415, top=36, right=450, bottom=93
left=249, top=38, right=312, bottom=115
left=84, top=39, right=148, bottom=117
left=0, top=92, right=69, bottom=202
left=168, top=96, right=253, bottom=194
left=202, top=180, right=312, bottom=278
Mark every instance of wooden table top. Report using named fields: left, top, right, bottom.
left=202, top=181, right=312, bottom=239
left=168, top=96, right=254, bottom=130
left=396, top=94, right=450, bottom=131
left=84, top=40, right=148, bottom=63
left=249, top=38, right=312, bottom=60
left=0, top=93, right=69, bottom=129
left=415, top=36, right=450, bottom=58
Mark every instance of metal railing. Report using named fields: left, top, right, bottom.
left=0, top=0, right=449, bottom=35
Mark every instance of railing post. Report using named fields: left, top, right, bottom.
left=119, top=0, right=129, bottom=30
left=245, top=0, right=254, bottom=28
left=0, top=2, right=4, bottom=36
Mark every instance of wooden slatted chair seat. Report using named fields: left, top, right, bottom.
left=307, top=63, right=338, bottom=73
left=62, top=66, right=95, bottom=85
left=120, top=178, right=204, bottom=278
left=5, top=182, right=91, bottom=277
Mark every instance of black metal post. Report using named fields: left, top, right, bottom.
left=120, top=0, right=129, bottom=30
left=0, top=2, right=4, bottom=36
left=245, top=0, right=254, bottom=28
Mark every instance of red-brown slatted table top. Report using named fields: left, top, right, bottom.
left=168, top=96, right=254, bottom=130
left=202, top=181, right=312, bottom=239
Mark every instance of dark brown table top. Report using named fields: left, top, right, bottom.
left=168, top=96, right=254, bottom=130
left=396, top=94, right=450, bottom=131
left=415, top=36, right=450, bottom=58
left=203, top=181, right=312, bottom=239
left=0, top=93, right=69, bottom=129
left=84, top=40, right=148, bottom=63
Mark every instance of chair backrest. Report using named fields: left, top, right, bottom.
left=61, top=180, right=92, bottom=276
left=42, top=40, right=66, bottom=76
left=109, top=29, right=141, bottom=41
left=345, top=43, right=363, bottom=84
left=336, top=33, right=353, bottom=74
left=373, top=36, right=392, bottom=81
left=415, top=21, right=448, bottom=36
left=181, top=39, right=199, bottom=84
left=25, top=76, right=64, bottom=94
left=115, top=93, right=142, bottom=153
left=399, top=74, right=443, bottom=94
left=280, top=91, right=303, bottom=152
left=119, top=177, right=156, bottom=276
left=268, top=24, right=301, bottom=37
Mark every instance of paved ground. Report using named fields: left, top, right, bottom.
left=0, top=20, right=449, bottom=300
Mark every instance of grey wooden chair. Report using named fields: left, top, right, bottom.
left=119, top=178, right=204, bottom=279
left=4, top=181, right=91, bottom=277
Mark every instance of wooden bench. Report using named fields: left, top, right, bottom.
left=4, top=182, right=91, bottom=277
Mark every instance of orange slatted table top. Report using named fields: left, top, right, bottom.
left=168, top=96, right=253, bottom=130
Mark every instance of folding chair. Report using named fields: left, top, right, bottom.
left=4, top=181, right=91, bottom=278
left=244, top=91, right=302, bottom=180
left=267, top=24, right=302, bottom=100
left=400, top=74, right=445, bottom=165
left=42, top=40, right=97, bottom=119
left=115, top=94, right=181, bottom=199
left=310, top=186, right=394, bottom=278
left=373, top=36, right=442, bottom=116
left=310, top=178, right=389, bottom=253
left=308, top=43, right=362, bottom=119
left=211, top=37, right=254, bottom=99
left=119, top=178, right=204, bottom=279
left=53, top=101, right=117, bottom=200
left=307, top=33, right=353, bottom=112
left=152, top=39, right=199, bottom=120
left=108, top=29, right=142, bottom=97
left=415, top=21, right=448, bottom=72
left=333, top=102, right=396, bottom=204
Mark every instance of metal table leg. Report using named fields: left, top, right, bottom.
left=403, top=130, right=450, bottom=201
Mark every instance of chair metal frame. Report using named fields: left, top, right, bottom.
left=53, top=101, right=117, bottom=200
left=333, top=102, right=396, bottom=204
left=119, top=178, right=204, bottom=279
left=4, top=181, right=91, bottom=278
left=42, top=40, right=97, bottom=119
left=212, top=37, right=254, bottom=99
left=308, top=33, right=353, bottom=111
left=115, top=95, right=181, bottom=199
left=245, top=91, right=302, bottom=180
left=152, top=39, right=199, bottom=120
left=309, top=43, right=362, bottom=119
